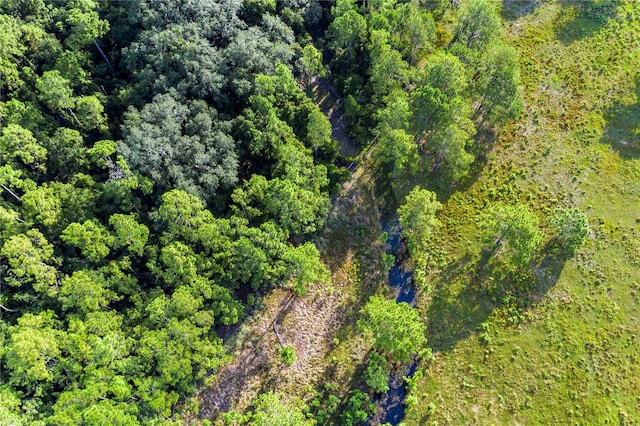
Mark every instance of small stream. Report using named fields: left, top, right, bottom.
left=366, top=219, right=419, bottom=425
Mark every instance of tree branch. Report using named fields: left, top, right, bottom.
left=0, top=303, right=17, bottom=313
left=1, top=184, right=22, bottom=203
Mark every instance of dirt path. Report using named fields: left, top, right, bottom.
left=311, top=76, right=360, bottom=158
left=198, top=80, right=386, bottom=421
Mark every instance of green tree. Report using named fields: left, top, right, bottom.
left=282, top=241, right=331, bottom=295
left=398, top=187, right=442, bottom=254
left=1, top=229, right=58, bottom=295
left=61, top=220, right=115, bottom=263
left=75, top=95, right=107, bottom=132
left=548, top=207, right=590, bottom=256
left=450, top=0, right=501, bottom=52
left=279, top=345, right=297, bottom=366
left=0, top=15, right=25, bottom=93
left=123, top=24, right=225, bottom=101
left=22, top=185, right=61, bottom=227
left=306, top=107, right=337, bottom=162
left=426, top=122, right=476, bottom=180
left=340, top=389, right=374, bottom=426
left=108, top=213, right=149, bottom=256
left=328, top=6, right=367, bottom=68
left=300, top=44, right=326, bottom=86
left=63, top=4, right=109, bottom=51
left=390, top=3, right=436, bottom=65
left=358, top=295, right=427, bottom=363
left=0, top=206, right=23, bottom=239
left=58, top=270, right=117, bottom=313
left=368, top=29, right=409, bottom=100
left=471, top=44, right=522, bottom=128
left=0, top=387, right=25, bottom=425
left=35, top=70, right=76, bottom=118
left=482, top=204, right=542, bottom=267
left=0, top=123, right=47, bottom=172
left=4, top=311, right=61, bottom=392
left=45, top=128, right=89, bottom=177
left=250, top=392, right=313, bottom=426
left=409, top=51, right=477, bottom=181
left=364, top=351, right=390, bottom=393
left=375, top=126, right=419, bottom=187
left=119, top=91, right=238, bottom=204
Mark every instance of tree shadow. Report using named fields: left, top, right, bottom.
left=501, top=0, right=542, bottom=21
left=425, top=253, right=494, bottom=352
left=600, top=77, right=640, bottom=160
left=554, top=0, right=619, bottom=45
left=530, top=242, right=571, bottom=299
left=426, top=242, right=574, bottom=353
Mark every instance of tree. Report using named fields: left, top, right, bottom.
left=223, top=25, right=295, bottom=100
left=58, top=270, right=117, bottom=313
left=0, top=15, right=25, bottom=93
left=0, top=387, right=25, bottom=426
left=119, top=91, right=238, bottom=204
left=364, top=351, right=390, bottom=393
left=426, top=122, right=476, bottom=180
left=75, top=95, right=107, bottom=132
left=4, top=311, right=62, bottom=392
left=63, top=4, right=109, bottom=51
left=21, top=185, right=61, bottom=227
left=300, top=44, right=326, bottom=86
left=1, top=229, right=58, bottom=295
left=328, top=7, right=367, bottom=68
left=0, top=123, right=47, bottom=172
left=398, top=187, right=442, bottom=254
left=548, top=207, right=589, bottom=256
left=249, top=392, right=313, bottom=426
left=482, top=204, right=542, bottom=267
left=108, top=213, right=149, bottom=257
left=263, top=175, right=330, bottom=236
left=0, top=206, right=23, bottom=239
left=358, top=295, right=427, bottom=363
left=375, top=126, right=419, bottom=187
left=389, top=3, right=436, bottom=65
left=367, top=29, right=409, bottom=100
left=35, top=70, right=76, bottom=118
left=61, top=220, right=115, bottom=263
left=340, top=390, right=374, bottom=426
left=449, top=0, right=501, bottom=53
left=44, top=128, right=89, bottom=177
left=423, top=52, right=468, bottom=99
left=282, top=241, right=331, bottom=295
left=279, top=345, right=297, bottom=366
left=471, top=43, right=522, bottom=128
left=123, top=24, right=226, bottom=101
left=306, top=107, right=337, bottom=162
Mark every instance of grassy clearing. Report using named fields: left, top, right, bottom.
left=406, top=1, right=640, bottom=424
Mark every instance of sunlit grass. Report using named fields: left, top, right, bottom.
left=406, top=0, right=640, bottom=423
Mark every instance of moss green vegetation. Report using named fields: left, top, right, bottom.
left=2, top=0, right=638, bottom=424
left=405, top=1, right=640, bottom=423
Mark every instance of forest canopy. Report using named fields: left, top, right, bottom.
left=0, top=0, right=604, bottom=424
left=0, top=0, right=334, bottom=423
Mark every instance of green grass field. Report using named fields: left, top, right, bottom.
left=406, top=1, right=640, bottom=423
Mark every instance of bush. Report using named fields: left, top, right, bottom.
left=340, top=390, right=374, bottom=426
left=364, top=352, right=390, bottom=393
left=279, top=345, right=297, bottom=366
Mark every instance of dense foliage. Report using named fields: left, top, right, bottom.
left=1, top=0, right=601, bottom=424
left=325, top=0, right=521, bottom=193
left=0, top=0, right=334, bottom=423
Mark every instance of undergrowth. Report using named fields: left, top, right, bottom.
left=405, top=1, right=640, bottom=423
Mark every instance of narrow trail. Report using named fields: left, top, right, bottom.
left=198, top=79, right=386, bottom=421
left=311, top=76, right=359, bottom=158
